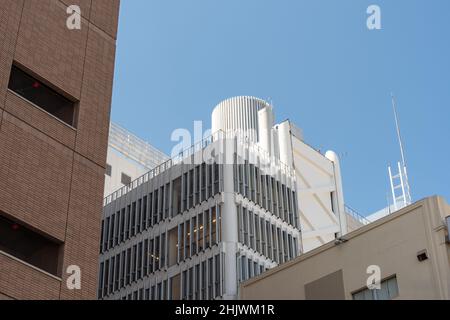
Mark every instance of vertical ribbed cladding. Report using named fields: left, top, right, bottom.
left=211, top=96, right=271, bottom=142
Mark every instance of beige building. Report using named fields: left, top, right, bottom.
left=240, top=196, right=450, bottom=300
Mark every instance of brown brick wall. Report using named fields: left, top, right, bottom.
left=5, top=91, right=77, bottom=149
left=14, top=0, right=89, bottom=100
left=59, top=0, right=92, bottom=20
left=75, top=25, right=116, bottom=167
left=60, top=153, right=105, bottom=299
left=90, top=0, right=120, bottom=39
left=0, top=112, right=73, bottom=241
left=0, top=252, right=61, bottom=300
left=0, top=0, right=119, bottom=300
left=0, top=1, right=23, bottom=111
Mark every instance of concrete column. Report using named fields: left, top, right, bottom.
left=221, top=137, right=239, bottom=300
left=257, top=105, right=274, bottom=156
left=277, top=121, right=293, bottom=166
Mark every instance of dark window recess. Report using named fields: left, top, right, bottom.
left=121, top=173, right=132, bottom=186
left=8, top=65, right=76, bottom=126
left=0, top=213, right=62, bottom=276
left=106, top=164, right=112, bottom=177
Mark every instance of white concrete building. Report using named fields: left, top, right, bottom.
left=212, top=96, right=359, bottom=252
left=98, top=96, right=361, bottom=300
left=104, top=122, right=169, bottom=196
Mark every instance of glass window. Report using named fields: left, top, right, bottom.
left=243, top=208, right=249, bottom=247
left=120, top=208, right=125, bottom=242
left=159, top=186, right=164, bottom=221
left=148, top=192, right=153, bottom=227
left=182, top=270, right=188, bottom=300
left=105, top=164, right=112, bottom=177
left=155, top=236, right=160, bottom=270
left=100, top=220, right=104, bottom=253
left=192, top=216, right=197, bottom=255
left=185, top=221, right=191, bottom=258
left=188, top=268, right=194, bottom=300
left=132, top=245, right=137, bottom=282
left=205, top=210, right=210, bottom=248
left=120, top=251, right=125, bottom=288
left=98, top=262, right=104, bottom=298
left=208, top=258, right=213, bottom=298
left=164, top=183, right=170, bottom=219
left=149, top=239, right=154, bottom=273
left=195, top=166, right=200, bottom=205
left=188, top=170, right=194, bottom=208
left=142, top=239, right=148, bottom=277
left=211, top=206, right=217, bottom=246
left=179, top=224, right=184, bottom=261
left=201, top=163, right=206, bottom=201
left=201, top=261, right=207, bottom=299
left=352, top=276, right=399, bottom=300
left=249, top=211, right=255, bottom=249
left=137, top=199, right=142, bottom=233
left=266, top=221, right=272, bottom=260
left=214, top=255, right=221, bottom=297
left=153, top=189, right=159, bottom=225
left=195, top=264, right=200, bottom=300
left=104, top=217, right=110, bottom=251
left=214, top=163, right=221, bottom=193
left=103, top=259, right=109, bottom=295
left=131, top=202, right=136, bottom=236
left=142, top=196, right=147, bottom=230
left=109, top=214, right=115, bottom=248
left=260, top=218, right=266, bottom=257
left=198, top=212, right=204, bottom=252
left=121, top=173, right=131, bottom=185
left=161, top=232, right=166, bottom=268
left=255, top=213, right=261, bottom=252
left=114, top=254, right=120, bottom=291
left=137, top=242, right=143, bottom=279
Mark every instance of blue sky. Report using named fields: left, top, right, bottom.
left=111, top=0, right=450, bottom=216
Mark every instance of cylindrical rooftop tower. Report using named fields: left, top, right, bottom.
left=212, top=96, right=272, bottom=142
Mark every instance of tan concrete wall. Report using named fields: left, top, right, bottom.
left=240, top=196, right=450, bottom=300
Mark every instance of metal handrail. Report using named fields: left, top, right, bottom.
left=344, top=204, right=371, bottom=225
left=103, top=129, right=296, bottom=206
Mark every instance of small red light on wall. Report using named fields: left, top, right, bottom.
left=32, top=81, right=40, bottom=88
left=11, top=224, right=19, bottom=231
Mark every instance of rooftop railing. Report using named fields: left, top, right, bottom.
left=104, top=130, right=296, bottom=206
left=344, top=204, right=371, bottom=226
left=109, top=122, right=169, bottom=169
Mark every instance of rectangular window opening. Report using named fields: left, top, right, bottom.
left=8, top=64, right=77, bottom=127
left=0, top=213, right=63, bottom=277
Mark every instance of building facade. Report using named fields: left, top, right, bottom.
left=240, top=196, right=450, bottom=300
left=0, top=0, right=120, bottom=299
left=98, top=96, right=365, bottom=300
left=104, top=122, right=169, bottom=196
left=99, top=131, right=302, bottom=300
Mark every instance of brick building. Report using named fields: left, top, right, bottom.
left=0, top=0, right=120, bottom=299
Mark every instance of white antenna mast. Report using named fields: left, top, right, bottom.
left=388, top=94, right=412, bottom=211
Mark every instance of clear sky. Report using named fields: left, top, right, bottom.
left=111, top=0, right=450, bottom=216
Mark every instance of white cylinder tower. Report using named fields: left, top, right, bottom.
left=211, top=96, right=272, bottom=143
